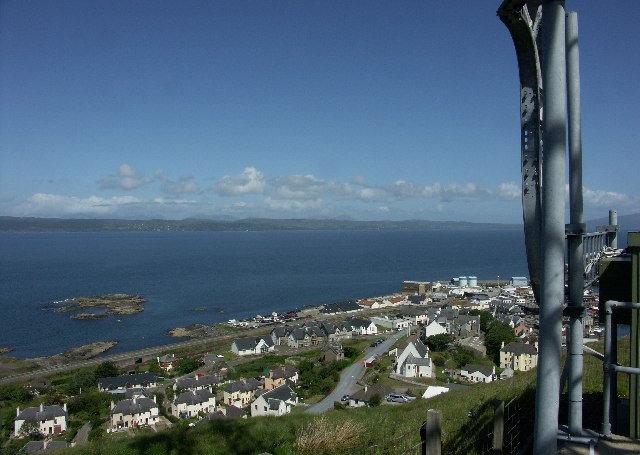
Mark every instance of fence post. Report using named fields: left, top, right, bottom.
left=421, top=409, right=442, bottom=455
left=493, top=400, right=504, bottom=454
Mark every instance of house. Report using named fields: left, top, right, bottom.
left=320, top=343, right=345, bottom=363
left=174, top=374, right=219, bottom=392
left=172, top=389, right=216, bottom=418
left=371, top=316, right=413, bottom=331
left=250, top=384, right=298, bottom=417
left=287, top=327, right=311, bottom=348
left=358, top=299, right=381, bottom=309
left=22, top=441, right=70, bottom=453
left=395, top=340, right=433, bottom=378
left=346, top=318, right=378, bottom=336
left=231, top=336, right=275, bottom=356
left=422, top=386, right=450, bottom=399
left=195, top=405, right=247, bottom=425
left=383, top=295, right=407, bottom=306
left=457, top=336, right=487, bottom=357
left=109, top=396, right=159, bottom=431
left=319, top=300, right=362, bottom=314
left=500, top=342, right=538, bottom=372
left=14, top=404, right=67, bottom=437
left=454, top=315, right=481, bottom=338
left=98, top=372, right=157, bottom=393
left=271, top=327, right=289, bottom=346
left=398, top=307, right=429, bottom=325
left=421, top=320, right=448, bottom=338
left=264, top=365, right=298, bottom=390
left=157, top=354, right=177, bottom=371
left=460, top=364, right=496, bottom=383
left=348, top=384, right=391, bottom=408
left=223, top=378, right=262, bottom=407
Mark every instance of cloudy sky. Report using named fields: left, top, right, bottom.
left=1, top=1, right=638, bottom=223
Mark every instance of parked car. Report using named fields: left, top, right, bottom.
left=341, top=395, right=350, bottom=402
left=386, top=394, right=408, bottom=403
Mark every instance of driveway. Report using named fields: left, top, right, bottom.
left=306, top=330, right=407, bottom=414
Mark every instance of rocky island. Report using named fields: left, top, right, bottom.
left=54, top=294, right=146, bottom=318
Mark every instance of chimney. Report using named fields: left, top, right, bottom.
left=133, top=396, right=137, bottom=404
left=501, top=341, right=505, bottom=349
left=63, top=403, right=67, bottom=412
left=16, top=407, right=20, bottom=416
left=110, top=401, right=115, bottom=410
left=196, top=375, right=199, bottom=381
left=153, top=395, right=157, bottom=404
left=40, top=403, right=44, bottom=412
left=364, top=386, right=367, bottom=393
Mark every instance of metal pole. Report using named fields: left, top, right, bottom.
left=609, top=210, right=618, bottom=249
left=602, top=302, right=613, bottom=437
left=534, top=1, right=566, bottom=454
left=566, top=10, right=585, bottom=437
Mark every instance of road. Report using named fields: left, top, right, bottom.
left=306, top=330, right=407, bottom=414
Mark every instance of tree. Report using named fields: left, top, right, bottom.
left=0, top=384, right=32, bottom=403
left=19, top=419, right=41, bottom=438
left=94, top=361, right=119, bottom=379
left=485, top=321, right=516, bottom=364
left=343, top=346, right=359, bottom=358
left=425, top=334, right=453, bottom=351
left=452, top=347, right=476, bottom=368
left=174, top=358, right=199, bottom=376
left=368, top=393, right=382, bottom=407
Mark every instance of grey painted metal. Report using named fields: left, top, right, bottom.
left=497, top=0, right=543, bottom=303
left=602, top=300, right=640, bottom=437
left=566, top=10, right=585, bottom=437
left=534, top=2, right=567, bottom=454
left=609, top=210, right=618, bottom=249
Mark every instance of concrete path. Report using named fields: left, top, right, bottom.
left=73, top=422, right=91, bottom=445
left=306, top=330, right=407, bottom=414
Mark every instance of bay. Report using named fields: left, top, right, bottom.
left=0, top=229, right=527, bottom=358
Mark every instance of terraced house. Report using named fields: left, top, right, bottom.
left=223, top=378, right=261, bottom=407
left=500, top=341, right=538, bottom=372
left=172, top=389, right=216, bottom=418
left=109, top=396, right=159, bottom=431
left=14, top=404, right=67, bottom=437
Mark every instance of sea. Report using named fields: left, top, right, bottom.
left=0, top=229, right=529, bottom=358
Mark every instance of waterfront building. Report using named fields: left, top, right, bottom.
left=394, top=340, right=433, bottom=378
left=231, top=336, right=274, bottom=356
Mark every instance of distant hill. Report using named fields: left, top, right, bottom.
left=0, top=216, right=521, bottom=233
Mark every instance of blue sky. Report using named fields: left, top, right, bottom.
left=1, top=1, right=638, bottom=223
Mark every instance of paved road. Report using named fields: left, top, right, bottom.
left=306, top=330, right=407, bottom=414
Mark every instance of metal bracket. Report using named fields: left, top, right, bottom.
left=565, top=223, right=587, bottom=236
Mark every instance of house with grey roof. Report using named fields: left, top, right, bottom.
left=500, top=342, right=538, bottom=372
left=172, top=389, right=216, bottom=418
left=231, top=336, right=274, bottom=356
left=264, top=365, right=298, bottom=390
left=320, top=343, right=345, bottom=363
left=223, top=378, right=262, bottom=407
left=14, top=403, right=67, bottom=437
left=174, top=374, right=219, bottom=392
left=98, top=372, right=157, bottom=393
left=270, top=326, right=289, bottom=345
left=250, top=384, right=298, bottom=417
left=395, top=340, right=433, bottom=378
left=109, top=396, right=159, bottom=432
left=459, top=364, right=496, bottom=383
left=348, top=384, right=391, bottom=408
left=346, top=317, right=378, bottom=335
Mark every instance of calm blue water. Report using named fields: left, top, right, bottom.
left=0, top=230, right=527, bottom=358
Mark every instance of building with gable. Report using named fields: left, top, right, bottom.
left=14, top=404, right=68, bottom=437
left=98, top=372, right=157, bottom=393
left=172, top=389, right=216, bottom=418
left=499, top=342, right=538, bottom=372
left=250, top=384, right=299, bottom=417
left=264, top=365, right=298, bottom=390
left=109, top=396, right=159, bottom=431
left=394, top=340, right=433, bottom=378
left=231, top=336, right=275, bottom=356
left=223, top=378, right=262, bottom=407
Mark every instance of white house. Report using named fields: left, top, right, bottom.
left=250, top=384, right=298, bottom=417
left=172, top=389, right=216, bottom=418
left=347, top=318, right=378, bottom=336
left=109, top=396, right=159, bottom=432
left=14, top=404, right=67, bottom=437
left=460, top=364, right=496, bottom=383
left=422, top=320, right=448, bottom=338
left=231, top=336, right=275, bottom=356
left=395, top=341, right=433, bottom=378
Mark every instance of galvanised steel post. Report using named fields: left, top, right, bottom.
left=609, top=210, right=618, bottom=249
left=534, top=1, right=566, bottom=453
left=566, top=10, right=585, bottom=436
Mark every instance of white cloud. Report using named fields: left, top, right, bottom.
left=265, top=197, right=324, bottom=212
left=271, top=174, right=332, bottom=200
left=159, top=172, right=200, bottom=195
left=98, top=164, right=153, bottom=190
left=583, top=187, right=638, bottom=207
left=215, top=167, right=266, bottom=196
left=498, top=182, right=521, bottom=200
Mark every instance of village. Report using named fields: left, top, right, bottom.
left=3, top=275, right=604, bottom=452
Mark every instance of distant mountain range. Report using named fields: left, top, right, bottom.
left=587, top=212, right=640, bottom=232
left=0, top=216, right=522, bottom=232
